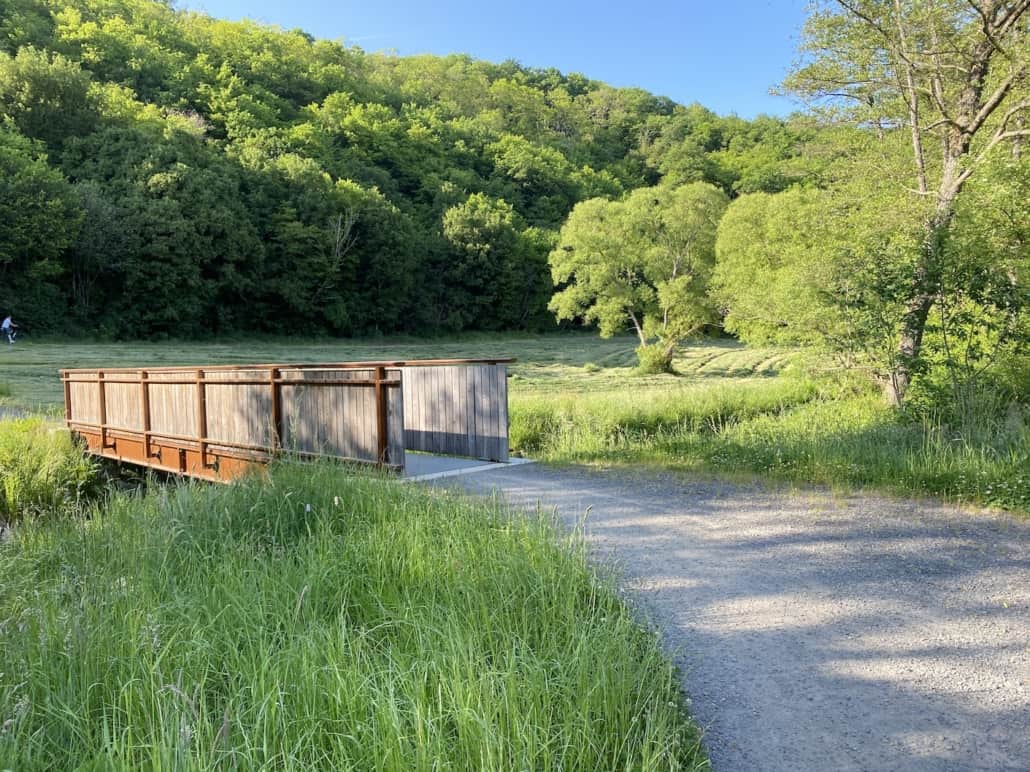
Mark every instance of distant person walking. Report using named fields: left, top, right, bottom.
left=2, top=314, right=18, bottom=344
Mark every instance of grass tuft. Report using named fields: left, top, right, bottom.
left=513, top=378, right=1028, bottom=513
left=0, top=418, right=99, bottom=523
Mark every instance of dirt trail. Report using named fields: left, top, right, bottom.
left=439, top=464, right=1030, bottom=772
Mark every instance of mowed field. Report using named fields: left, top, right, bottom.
left=0, top=334, right=789, bottom=411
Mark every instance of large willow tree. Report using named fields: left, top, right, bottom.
left=785, top=0, right=1029, bottom=404
left=549, top=183, right=728, bottom=372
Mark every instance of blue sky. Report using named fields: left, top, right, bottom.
left=178, top=0, right=809, bottom=117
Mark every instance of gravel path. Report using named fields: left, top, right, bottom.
left=439, top=464, right=1030, bottom=771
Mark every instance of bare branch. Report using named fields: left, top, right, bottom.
left=921, top=117, right=960, bottom=132
left=966, top=66, right=1026, bottom=135
left=965, top=0, right=1008, bottom=54
left=992, top=0, right=1030, bottom=40
left=835, top=0, right=892, bottom=41
left=894, top=0, right=929, bottom=193
left=996, top=128, right=1030, bottom=141
left=993, top=98, right=1030, bottom=131
left=955, top=127, right=1030, bottom=188
left=928, top=23, right=957, bottom=132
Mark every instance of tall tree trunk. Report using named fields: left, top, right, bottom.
left=887, top=173, right=959, bottom=405
left=887, top=293, right=934, bottom=406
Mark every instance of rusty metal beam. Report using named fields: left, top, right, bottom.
left=270, top=367, right=282, bottom=452
left=140, top=370, right=153, bottom=461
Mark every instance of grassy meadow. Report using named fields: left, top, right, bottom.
left=1, top=333, right=1026, bottom=511
left=0, top=461, right=704, bottom=769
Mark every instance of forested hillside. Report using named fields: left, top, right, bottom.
left=0, top=0, right=807, bottom=337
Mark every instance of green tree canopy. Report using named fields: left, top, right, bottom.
left=0, top=123, right=81, bottom=328
left=550, top=182, right=728, bottom=371
left=783, top=0, right=1030, bottom=404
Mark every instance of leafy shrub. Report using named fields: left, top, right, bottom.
left=635, top=344, right=674, bottom=374
left=0, top=418, right=98, bottom=523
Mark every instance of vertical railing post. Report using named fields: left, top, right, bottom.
left=98, top=370, right=112, bottom=449
left=62, top=373, right=71, bottom=424
left=140, top=370, right=153, bottom=460
left=196, top=368, right=209, bottom=469
left=270, top=367, right=282, bottom=454
left=375, top=365, right=388, bottom=465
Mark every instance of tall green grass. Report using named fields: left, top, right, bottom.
left=0, top=462, right=705, bottom=770
left=675, top=396, right=1028, bottom=511
left=0, top=418, right=98, bottom=523
left=511, top=377, right=819, bottom=455
left=512, top=381, right=1029, bottom=513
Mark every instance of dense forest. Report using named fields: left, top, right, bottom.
left=0, top=0, right=808, bottom=338
left=0, top=0, right=1026, bottom=412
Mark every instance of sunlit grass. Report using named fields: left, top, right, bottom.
left=0, top=417, right=98, bottom=522
left=0, top=332, right=637, bottom=409
left=514, top=383, right=1028, bottom=513
left=0, top=461, right=705, bottom=770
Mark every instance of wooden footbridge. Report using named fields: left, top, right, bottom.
left=61, top=359, right=511, bottom=481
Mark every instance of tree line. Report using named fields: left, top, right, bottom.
left=0, top=0, right=805, bottom=339
left=551, top=0, right=1027, bottom=410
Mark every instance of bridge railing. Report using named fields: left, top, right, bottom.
left=61, top=358, right=511, bottom=481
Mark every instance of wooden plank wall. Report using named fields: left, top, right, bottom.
left=204, top=369, right=274, bottom=449
left=401, top=364, right=509, bottom=462
left=279, top=367, right=405, bottom=465
left=65, top=367, right=405, bottom=467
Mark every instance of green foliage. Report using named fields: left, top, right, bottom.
left=636, top=343, right=675, bottom=375
left=0, top=463, right=706, bottom=769
left=911, top=153, right=1030, bottom=421
left=441, top=193, right=549, bottom=330
left=550, top=182, right=728, bottom=369
left=782, top=0, right=1029, bottom=405
left=0, top=0, right=54, bottom=53
left=0, top=45, right=95, bottom=151
left=0, top=0, right=818, bottom=339
left=713, top=188, right=835, bottom=346
left=0, top=123, right=81, bottom=329
left=0, top=418, right=97, bottom=522
left=714, top=129, right=1027, bottom=420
